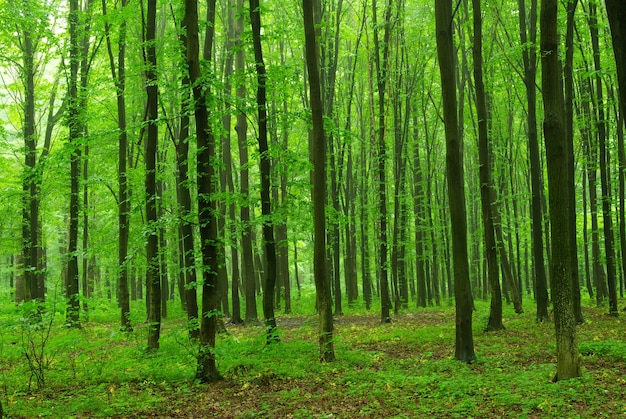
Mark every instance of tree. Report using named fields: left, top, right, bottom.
left=540, top=0, right=581, bottom=381
left=372, top=0, right=393, bottom=323
left=235, top=0, right=258, bottom=324
left=605, top=0, right=626, bottom=311
left=435, top=0, right=475, bottom=363
left=175, top=1, right=200, bottom=338
left=66, top=0, right=82, bottom=327
left=143, top=0, right=160, bottom=350
left=103, top=0, right=132, bottom=332
left=472, top=0, right=504, bottom=332
left=250, top=0, right=278, bottom=341
left=588, top=0, right=618, bottom=316
left=517, top=0, right=549, bottom=322
left=186, top=0, right=221, bottom=382
left=303, top=0, right=335, bottom=363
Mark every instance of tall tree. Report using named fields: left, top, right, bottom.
left=588, top=0, right=618, bottom=316
left=176, top=2, right=200, bottom=338
left=66, top=0, right=82, bottom=327
left=103, top=0, right=132, bottom=332
left=144, top=0, right=161, bottom=350
left=435, top=0, right=475, bottom=363
left=540, top=0, right=581, bottom=380
left=565, top=0, right=583, bottom=323
left=236, top=0, right=257, bottom=324
left=605, top=0, right=626, bottom=311
left=517, top=0, right=549, bottom=322
left=472, top=0, right=504, bottom=332
left=250, top=0, right=278, bottom=341
left=372, top=0, right=393, bottom=323
left=16, top=0, right=47, bottom=304
left=223, top=0, right=242, bottom=324
left=186, top=0, right=221, bottom=382
left=303, top=0, right=335, bottom=363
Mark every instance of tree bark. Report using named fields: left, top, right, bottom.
left=186, top=0, right=221, bottom=382
left=472, top=0, right=504, bottom=331
left=588, top=1, right=618, bottom=316
left=144, top=0, right=160, bottom=350
left=175, top=7, right=200, bottom=338
left=250, top=0, right=278, bottom=342
left=565, top=0, right=583, bottom=323
left=435, top=0, right=475, bottom=363
left=372, top=0, right=393, bottom=323
left=540, top=0, right=581, bottom=381
left=66, top=0, right=82, bottom=327
left=303, top=0, right=335, bottom=362
left=103, top=0, right=132, bottom=331
left=235, top=0, right=257, bottom=323
left=518, top=0, right=549, bottom=322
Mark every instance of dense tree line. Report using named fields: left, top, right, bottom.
left=0, top=0, right=625, bottom=381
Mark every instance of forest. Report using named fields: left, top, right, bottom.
left=1, top=0, right=626, bottom=417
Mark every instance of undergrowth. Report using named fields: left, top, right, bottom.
left=1, top=292, right=625, bottom=418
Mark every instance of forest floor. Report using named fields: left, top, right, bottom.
left=2, top=295, right=626, bottom=418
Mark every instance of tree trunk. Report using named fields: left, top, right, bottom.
left=175, top=9, right=199, bottom=338
left=66, top=0, right=82, bottom=327
left=372, top=0, right=393, bottom=323
left=435, top=0, right=475, bottom=363
left=224, top=0, right=242, bottom=324
left=250, top=0, right=278, bottom=342
left=589, top=1, right=619, bottom=316
left=565, top=0, right=583, bottom=323
left=144, top=0, right=160, bottom=350
left=186, top=0, right=221, bottom=382
left=235, top=0, right=257, bottom=323
left=103, top=0, right=132, bottom=331
left=540, top=0, right=581, bottom=381
left=472, top=0, right=504, bottom=332
left=304, top=0, right=335, bottom=362
left=518, top=0, right=548, bottom=322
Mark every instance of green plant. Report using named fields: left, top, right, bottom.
left=18, top=301, right=56, bottom=390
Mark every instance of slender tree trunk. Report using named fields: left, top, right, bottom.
left=104, top=0, right=132, bottom=331
left=66, top=0, right=82, bottom=327
left=186, top=0, right=221, bottom=382
left=250, top=0, right=278, bottom=342
left=519, top=0, right=548, bottom=321
left=540, top=0, right=581, bottom=381
left=435, top=0, right=475, bottom=363
left=472, top=0, right=504, bottom=331
left=144, top=0, right=160, bottom=350
left=606, top=8, right=626, bottom=301
left=156, top=172, right=168, bottom=319
left=235, top=0, right=257, bottom=323
left=372, top=0, right=393, bottom=323
left=21, top=20, right=38, bottom=304
left=175, top=9, right=199, bottom=338
left=223, top=0, right=242, bottom=324
left=565, top=0, right=583, bottom=323
left=589, top=1, right=618, bottom=316
left=304, top=0, right=335, bottom=362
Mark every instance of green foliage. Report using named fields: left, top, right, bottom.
left=579, top=340, right=626, bottom=360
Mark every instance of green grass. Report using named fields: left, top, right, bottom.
left=1, top=291, right=626, bottom=418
